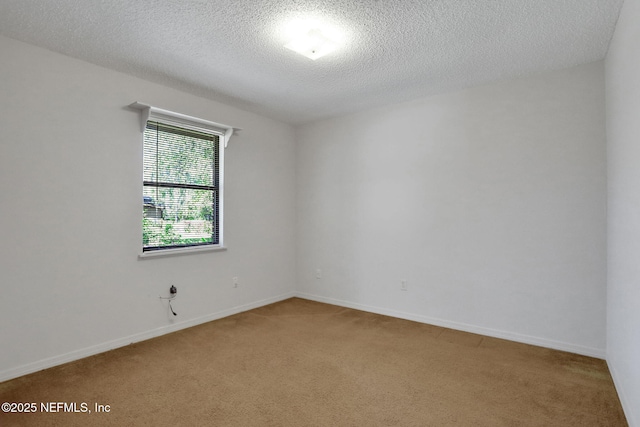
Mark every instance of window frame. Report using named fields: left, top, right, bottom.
left=131, top=102, right=237, bottom=258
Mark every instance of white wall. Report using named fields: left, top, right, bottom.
left=606, top=0, right=640, bottom=423
left=0, top=35, right=297, bottom=381
left=296, top=61, right=607, bottom=357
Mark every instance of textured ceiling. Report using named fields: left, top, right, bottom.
left=0, top=0, right=624, bottom=125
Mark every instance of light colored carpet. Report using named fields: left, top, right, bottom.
left=0, top=298, right=627, bottom=426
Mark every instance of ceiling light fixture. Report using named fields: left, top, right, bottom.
left=285, top=27, right=338, bottom=60
left=281, top=17, right=345, bottom=61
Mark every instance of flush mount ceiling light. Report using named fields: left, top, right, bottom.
left=282, top=19, right=344, bottom=60
left=285, top=28, right=338, bottom=60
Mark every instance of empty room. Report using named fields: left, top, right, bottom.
left=0, top=0, right=638, bottom=425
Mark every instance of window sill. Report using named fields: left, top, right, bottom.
left=138, top=245, right=227, bottom=259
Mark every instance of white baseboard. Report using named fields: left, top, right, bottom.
left=295, top=292, right=606, bottom=359
left=607, top=358, right=637, bottom=427
left=1, top=291, right=608, bottom=383
left=0, top=292, right=296, bottom=383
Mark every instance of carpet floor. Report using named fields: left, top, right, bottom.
left=0, top=298, right=627, bottom=426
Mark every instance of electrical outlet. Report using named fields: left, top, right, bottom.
left=233, top=277, right=239, bottom=288
left=315, top=269, right=322, bottom=279
left=400, top=280, right=408, bottom=291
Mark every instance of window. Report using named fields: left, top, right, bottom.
left=131, top=103, right=236, bottom=256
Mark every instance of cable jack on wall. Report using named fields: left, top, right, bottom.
left=159, top=285, right=178, bottom=316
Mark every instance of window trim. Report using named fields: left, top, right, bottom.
left=138, top=244, right=227, bottom=259
left=131, top=102, right=238, bottom=258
